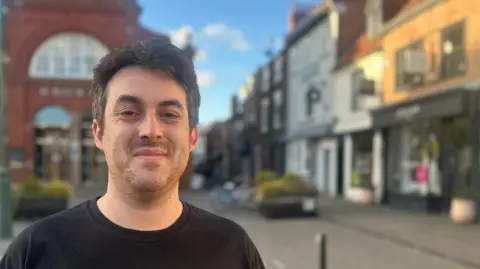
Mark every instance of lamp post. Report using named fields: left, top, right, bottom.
left=0, top=0, right=12, bottom=239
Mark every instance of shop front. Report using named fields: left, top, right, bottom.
left=372, top=89, right=477, bottom=213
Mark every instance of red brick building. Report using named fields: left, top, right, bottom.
left=4, top=0, right=168, bottom=185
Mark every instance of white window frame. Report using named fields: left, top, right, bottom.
left=273, top=90, right=283, bottom=130
left=260, top=98, right=270, bottom=133
left=29, top=33, right=109, bottom=80
left=262, top=66, right=270, bottom=91
left=274, top=56, right=283, bottom=84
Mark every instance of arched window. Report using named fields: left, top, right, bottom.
left=29, top=33, right=109, bottom=80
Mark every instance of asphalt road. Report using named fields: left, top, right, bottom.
left=182, top=191, right=472, bottom=269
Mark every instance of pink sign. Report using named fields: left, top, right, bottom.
left=416, top=165, right=428, bottom=183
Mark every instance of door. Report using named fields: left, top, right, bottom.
left=324, top=149, right=330, bottom=193
left=337, top=140, right=344, bottom=195
left=307, top=140, right=318, bottom=183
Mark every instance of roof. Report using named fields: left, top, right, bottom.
left=334, top=0, right=369, bottom=61
left=285, top=2, right=330, bottom=47
left=335, top=33, right=381, bottom=70
left=391, top=0, right=426, bottom=20
left=334, top=0, right=409, bottom=70
left=136, top=26, right=170, bottom=42
left=287, top=2, right=318, bottom=31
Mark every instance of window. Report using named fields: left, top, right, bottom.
left=395, top=40, right=424, bottom=90
left=29, top=33, right=109, bottom=80
left=391, top=120, right=444, bottom=196
left=305, top=86, right=321, bottom=116
left=273, top=56, right=283, bottom=84
left=260, top=98, right=270, bottom=133
left=351, top=69, right=378, bottom=111
left=441, top=21, right=466, bottom=79
left=351, top=131, right=373, bottom=188
left=254, top=145, right=262, bottom=173
left=262, top=66, right=270, bottom=91
left=273, top=90, right=283, bottom=130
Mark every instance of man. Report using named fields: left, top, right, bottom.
left=0, top=39, right=265, bottom=269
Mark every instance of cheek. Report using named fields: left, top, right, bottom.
left=104, top=128, right=132, bottom=153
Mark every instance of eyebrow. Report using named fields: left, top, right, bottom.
left=158, top=99, right=184, bottom=110
left=115, top=95, right=184, bottom=110
left=115, top=94, right=142, bottom=106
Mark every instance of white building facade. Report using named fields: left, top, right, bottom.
left=333, top=49, right=385, bottom=203
left=285, top=9, right=339, bottom=196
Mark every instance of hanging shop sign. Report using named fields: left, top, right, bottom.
left=372, top=89, right=468, bottom=128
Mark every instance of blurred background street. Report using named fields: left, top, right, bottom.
left=2, top=0, right=480, bottom=268
left=3, top=186, right=480, bottom=269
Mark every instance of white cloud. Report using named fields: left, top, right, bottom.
left=168, top=23, right=251, bottom=53
left=197, top=70, right=215, bottom=88
left=169, top=25, right=194, bottom=49
left=200, top=23, right=251, bottom=51
left=194, top=50, right=207, bottom=63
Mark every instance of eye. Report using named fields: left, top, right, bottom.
left=120, top=110, right=138, bottom=117
left=161, top=112, right=179, bottom=119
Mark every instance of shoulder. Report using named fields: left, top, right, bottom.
left=0, top=202, right=89, bottom=268
left=183, top=203, right=265, bottom=268
left=185, top=202, right=247, bottom=236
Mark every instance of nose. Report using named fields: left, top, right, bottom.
left=138, top=111, right=163, bottom=139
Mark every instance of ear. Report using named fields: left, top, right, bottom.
left=189, top=126, right=198, bottom=153
left=92, top=119, right=104, bottom=151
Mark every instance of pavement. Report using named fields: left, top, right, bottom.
left=1, top=186, right=480, bottom=269
left=317, top=195, right=480, bottom=268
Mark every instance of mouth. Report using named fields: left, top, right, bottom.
left=133, top=148, right=168, bottom=159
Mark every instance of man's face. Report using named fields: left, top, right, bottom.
left=92, top=66, right=198, bottom=194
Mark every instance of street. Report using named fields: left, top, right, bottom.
left=0, top=190, right=475, bottom=269
left=182, top=191, right=473, bottom=269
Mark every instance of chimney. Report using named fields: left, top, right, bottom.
left=288, top=3, right=297, bottom=31
left=288, top=2, right=318, bottom=32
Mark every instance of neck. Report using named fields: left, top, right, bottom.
left=97, top=180, right=183, bottom=231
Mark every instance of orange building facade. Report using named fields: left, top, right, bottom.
left=371, top=0, right=480, bottom=214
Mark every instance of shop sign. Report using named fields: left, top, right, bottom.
left=39, top=86, right=88, bottom=97
left=394, top=104, right=420, bottom=121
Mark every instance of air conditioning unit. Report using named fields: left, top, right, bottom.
left=404, top=49, right=427, bottom=74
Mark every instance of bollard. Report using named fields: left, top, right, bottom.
left=314, top=233, right=327, bottom=269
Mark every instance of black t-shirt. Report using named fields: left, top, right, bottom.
left=0, top=198, right=265, bottom=269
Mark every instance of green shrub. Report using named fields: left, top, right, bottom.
left=254, top=172, right=316, bottom=201
left=254, top=170, right=278, bottom=186
left=41, top=179, right=74, bottom=198
left=20, top=174, right=43, bottom=196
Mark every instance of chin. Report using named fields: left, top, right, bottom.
left=130, top=171, right=172, bottom=192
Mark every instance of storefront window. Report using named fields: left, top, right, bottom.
left=393, top=120, right=442, bottom=196
left=351, top=131, right=373, bottom=188
left=391, top=118, right=474, bottom=197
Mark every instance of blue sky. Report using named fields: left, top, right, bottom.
left=137, top=0, right=319, bottom=125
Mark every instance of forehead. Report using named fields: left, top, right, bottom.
left=106, top=66, right=187, bottom=106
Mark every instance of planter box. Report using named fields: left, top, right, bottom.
left=14, top=196, right=69, bottom=220
left=387, top=192, right=444, bottom=213
left=450, top=198, right=477, bottom=224
left=258, top=194, right=318, bottom=219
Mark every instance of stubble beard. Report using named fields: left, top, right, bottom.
left=116, top=152, right=188, bottom=199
